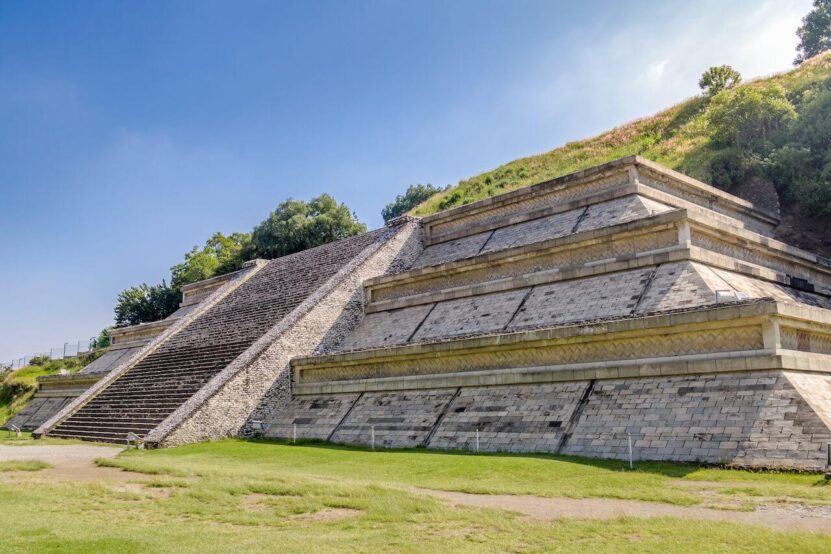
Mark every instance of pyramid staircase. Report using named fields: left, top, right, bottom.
left=40, top=226, right=403, bottom=444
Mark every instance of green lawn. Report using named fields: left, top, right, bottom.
left=1, top=439, right=830, bottom=553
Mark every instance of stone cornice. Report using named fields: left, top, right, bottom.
left=291, top=301, right=831, bottom=394
left=419, top=156, right=778, bottom=245
left=364, top=208, right=831, bottom=311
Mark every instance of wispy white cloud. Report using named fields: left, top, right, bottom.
left=512, top=0, right=811, bottom=133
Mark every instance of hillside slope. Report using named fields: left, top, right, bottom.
left=413, top=52, right=831, bottom=256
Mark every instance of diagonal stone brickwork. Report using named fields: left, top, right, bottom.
left=575, top=195, right=673, bottom=233
left=428, top=382, right=590, bottom=452
left=264, top=393, right=360, bottom=441
left=412, top=232, right=491, bottom=269
left=411, top=289, right=529, bottom=342
left=560, top=371, right=831, bottom=468
left=507, top=269, right=653, bottom=330
left=330, top=389, right=456, bottom=448
left=634, top=262, right=727, bottom=314
left=339, top=304, right=435, bottom=351
left=479, top=207, right=584, bottom=254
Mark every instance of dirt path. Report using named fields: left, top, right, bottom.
left=0, top=444, right=129, bottom=481
left=419, top=489, right=831, bottom=534
left=4, top=443, right=830, bottom=534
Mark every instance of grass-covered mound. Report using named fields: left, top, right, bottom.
left=413, top=53, right=831, bottom=254
left=0, top=353, right=101, bottom=426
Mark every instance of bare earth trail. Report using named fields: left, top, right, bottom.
left=2, top=443, right=830, bottom=533
left=0, top=443, right=127, bottom=481
left=418, top=488, right=831, bottom=534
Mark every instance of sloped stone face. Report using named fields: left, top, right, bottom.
left=411, top=290, right=528, bottom=341
left=6, top=397, right=75, bottom=431
left=264, top=393, right=360, bottom=441
left=329, top=389, right=457, bottom=448
left=507, top=269, right=652, bottom=330
left=339, top=304, right=434, bottom=351
left=574, top=195, right=672, bottom=233
left=561, top=371, right=831, bottom=469
left=411, top=194, right=674, bottom=270
left=428, top=382, right=590, bottom=453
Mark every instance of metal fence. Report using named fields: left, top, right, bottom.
left=4, top=338, right=97, bottom=371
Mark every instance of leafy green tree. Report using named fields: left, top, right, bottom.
left=114, top=281, right=180, bottom=327
left=382, top=184, right=445, bottom=222
left=795, top=0, right=831, bottom=65
left=93, top=329, right=112, bottom=349
left=170, top=232, right=251, bottom=289
left=249, top=194, right=366, bottom=259
left=699, top=65, right=742, bottom=97
left=707, top=84, right=797, bottom=154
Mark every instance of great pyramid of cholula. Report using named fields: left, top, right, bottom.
left=37, top=156, right=831, bottom=469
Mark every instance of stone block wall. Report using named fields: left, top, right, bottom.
left=330, top=389, right=456, bottom=448
left=152, top=221, right=423, bottom=447
left=280, top=370, right=831, bottom=469
left=265, top=393, right=360, bottom=441
left=561, top=371, right=831, bottom=468
left=428, top=382, right=590, bottom=453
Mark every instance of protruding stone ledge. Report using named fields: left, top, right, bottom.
left=292, top=301, right=831, bottom=392
left=292, top=351, right=811, bottom=395
left=420, top=156, right=778, bottom=245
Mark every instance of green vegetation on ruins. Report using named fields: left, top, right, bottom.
left=411, top=52, right=831, bottom=250
left=0, top=353, right=100, bottom=426
left=1, top=439, right=829, bottom=552
left=114, top=194, right=365, bottom=328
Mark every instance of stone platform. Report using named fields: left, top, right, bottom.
left=265, top=156, right=831, bottom=470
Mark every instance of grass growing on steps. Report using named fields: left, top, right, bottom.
left=0, top=459, right=51, bottom=472
left=1, top=439, right=829, bottom=552
left=0, top=352, right=102, bottom=426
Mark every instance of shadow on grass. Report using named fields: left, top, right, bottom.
left=241, top=437, right=702, bottom=479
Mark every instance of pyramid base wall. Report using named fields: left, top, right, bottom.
left=266, top=370, right=831, bottom=470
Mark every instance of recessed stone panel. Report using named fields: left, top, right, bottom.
left=428, top=382, right=590, bottom=452
left=263, top=393, right=361, bottom=441
left=331, top=389, right=456, bottom=448
left=507, top=268, right=652, bottom=330
left=412, top=289, right=529, bottom=341
left=339, top=304, right=435, bottom=351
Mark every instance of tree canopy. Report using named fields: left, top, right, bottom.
left=795, top=0, right=831, bottom=64
left=113, top=194, right=366, bottom=327
left=699, top=65, right=742, bottom=97
left=250, top=194, right=367, bottom=259
left=382, top=184, right=445, bottom=222
left=114, top=282, right=180, bottom=327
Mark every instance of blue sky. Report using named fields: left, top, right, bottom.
left=0, top=0, right=812, bottom=362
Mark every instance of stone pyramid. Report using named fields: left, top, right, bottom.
left=266, top=156, right=831, bottom=469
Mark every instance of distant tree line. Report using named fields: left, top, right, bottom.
left=114, top=194, right=366, bottom=327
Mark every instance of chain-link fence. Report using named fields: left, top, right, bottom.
left=4, top=338, right=97, bottom=370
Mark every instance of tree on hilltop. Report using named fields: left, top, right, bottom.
left=249, top=194, right=366, bottom=259
left=795, top=0, right=831, bottom=64
left=699, top=65, right=742, bottom=97
left=382, top=184, right=445, bottom=222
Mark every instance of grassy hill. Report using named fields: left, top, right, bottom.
left=412, top=52, right=831, bottom=255
left=0, top=354, right=99, bottom=425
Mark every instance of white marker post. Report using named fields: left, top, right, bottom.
left=371, top=426, right=375, bottom=451
left=293, top=423, right=296, bottom=445
left=476, top=428, right=480, bottom=453
left=627, top=432, right=634, bottom=470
